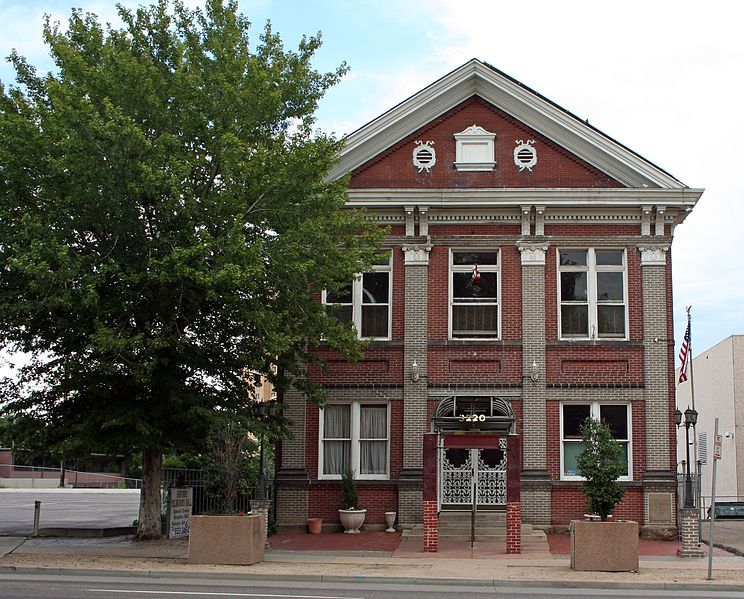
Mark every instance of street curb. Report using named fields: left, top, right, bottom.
left=704, top=539, right=744, bottom=559
left=1, top=564, right=743, bottom=592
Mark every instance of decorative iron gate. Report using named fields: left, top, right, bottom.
left=439, top=438, right=507, bottom=508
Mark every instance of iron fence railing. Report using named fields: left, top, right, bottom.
left=161, top=467, right=273, bottom=518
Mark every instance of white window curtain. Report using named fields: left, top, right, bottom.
left=360, top=405, right=387, bottom=475
left=323, top=405, right=350, bottom=475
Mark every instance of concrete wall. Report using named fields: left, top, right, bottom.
left=676, top=335, right=741, bottom=499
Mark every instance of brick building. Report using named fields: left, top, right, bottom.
left=274, top=59, right=702, bottom=547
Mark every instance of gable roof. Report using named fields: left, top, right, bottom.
left=328, top=59, right=685, bottom=189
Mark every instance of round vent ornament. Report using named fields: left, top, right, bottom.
left=514, top=139, right=537, bottom=172
left=413, top=140, right=436, bottom=173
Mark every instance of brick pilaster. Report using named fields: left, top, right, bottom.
left=676, top=507, right=704, bottom=557
left=640, top=246, right=672, bottom=473
left=518, top=242, right=551, bottom=525
left=422, top=433, right=438, bottom=552
left=423, top=500, right=439, bottom=552
left=506, top=502, right=522, bottom=554
left=402, top=245, right=431, bottom=471
left=275, top=383, right=310, bottom=529
left=506, top=434, right=522, bottom=553
left=518, top=242, right=548, bottom=472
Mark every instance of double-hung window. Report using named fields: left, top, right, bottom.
left=558, top=249, right=626, bottom=339
left=320, top=402, right=389, bottom=479
left=561, top=402, right=631, bottom=480
left=323, top=255, right=391, bottom=340
left=449, top=250, right=499, bottom=338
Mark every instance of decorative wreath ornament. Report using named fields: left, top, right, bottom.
left=413, top=140, right=436, bottom=172
left=514, top=139, right=537, bottom=172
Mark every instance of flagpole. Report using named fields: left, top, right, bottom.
left=685, top=306, right=699, bottom=505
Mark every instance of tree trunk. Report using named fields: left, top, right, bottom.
left=137, top=449, right=162, bottom=539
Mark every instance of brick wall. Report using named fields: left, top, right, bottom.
left=551, top=485, right=643, bottom=524
left=308, top=483, right=398, bottom=525
left=349, top=96, right=622, bottom=189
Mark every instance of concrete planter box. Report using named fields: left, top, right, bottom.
left=570, top=520, right=639, bottom=572
left=188, top=515, right=265, bottom=565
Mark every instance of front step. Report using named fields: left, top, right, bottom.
left=403, top=510, right=507, bottom=542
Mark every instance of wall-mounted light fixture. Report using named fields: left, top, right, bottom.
left=529, top=360, right=539, bottom=382
left=411, top=360, right=420, bottom=382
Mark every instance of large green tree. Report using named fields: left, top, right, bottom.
left=0, top=0, right=382, bottom=538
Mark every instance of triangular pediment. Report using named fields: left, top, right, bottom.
left=328, top=59, right=685, bottom=189
left=349, top=96, right=622, bottom=189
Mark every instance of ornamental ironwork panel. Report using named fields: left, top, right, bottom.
left=476, top=438, right=507, bottom=505
left=439, top=439, right=507, bottom=506
left=440, top=448, right=473, bottom=505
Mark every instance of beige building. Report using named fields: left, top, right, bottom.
left=676, top=335, right=744, bottom=501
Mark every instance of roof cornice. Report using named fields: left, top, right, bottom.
left=346, top=187, right=704, bottom=209
left=328, top=59, right=686, bottom=190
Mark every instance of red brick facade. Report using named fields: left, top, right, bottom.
left=349, top=97, right=622, bottom=189
left=276, top=60, right=700, bottom=544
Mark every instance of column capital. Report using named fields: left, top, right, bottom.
left=517, top=242, right=549, bottom=265
left=638, top=245, right=669, bottom=266
left=402, top=244, right=432, bottom=265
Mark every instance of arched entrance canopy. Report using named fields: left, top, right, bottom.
left=431, top=396, right=515, bottom=434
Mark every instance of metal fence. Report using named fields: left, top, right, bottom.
left=161, top=467, right=273, bottom=517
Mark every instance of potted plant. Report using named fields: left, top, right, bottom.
left=570, top=417, right=638, bottom=572
left=338, top=469, right=366, bottom=533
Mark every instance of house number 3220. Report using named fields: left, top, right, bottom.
left=458, top=414, right=486, bottom=422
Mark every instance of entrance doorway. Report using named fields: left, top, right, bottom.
left=439, top=440, right=507, bottom=510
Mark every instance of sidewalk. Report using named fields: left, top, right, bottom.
left=2, top=529, right=744, bottom=591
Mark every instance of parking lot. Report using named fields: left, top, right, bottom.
left=0, top=489, right=140, bottom=535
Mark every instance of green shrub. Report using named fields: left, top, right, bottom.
left=341, top=469, right=359, bottom=510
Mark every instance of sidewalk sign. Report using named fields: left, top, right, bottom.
left=167, top=486, right=193, bottom=539
left=707, top=418, right=720, bottom=581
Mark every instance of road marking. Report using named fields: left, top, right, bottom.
left=87, top=590, right=364, bottom=599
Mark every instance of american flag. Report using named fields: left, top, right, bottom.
left=678, top=321, right=691, bottom=383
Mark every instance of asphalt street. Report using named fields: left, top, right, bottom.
left=0, top=490, right=140, bottom=535
left=1, top=574, right=743, bottom=599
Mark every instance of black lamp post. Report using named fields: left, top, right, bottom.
left=675, top=407, right=698, bottom=508
left=252, top=399, right=277, bottom=501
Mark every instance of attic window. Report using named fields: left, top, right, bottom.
left=454, top=125, right=496, bottom=172
left=413, top=141, right=436, bottom=172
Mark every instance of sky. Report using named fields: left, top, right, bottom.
left=0, top=0, right=742, bottom=362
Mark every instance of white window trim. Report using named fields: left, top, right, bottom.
left=318, top=401, right=390, bottom=481
left=557, top=248, right=628, bottom=341
left=559, top=402, right=633, bottom=482
left=322, top=256, right=392, bottom=341
left=448, top=248, right=501, bottom=340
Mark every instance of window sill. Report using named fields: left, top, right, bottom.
left=554, top=479, right=640, bottom=487
left=314, top=477, right=391, bottom=484
left=550, top=339, right=638, bottom=346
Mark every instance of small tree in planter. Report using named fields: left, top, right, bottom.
left=571, top=417, right=638, bottom=572
left=339, top=469, right=366, bottom=533
left=576, top=417, right=625, bottom=521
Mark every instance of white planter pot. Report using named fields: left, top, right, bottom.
left=385, top=511, right=397, bottom=532
left=339, top=509, right=367, bottom=533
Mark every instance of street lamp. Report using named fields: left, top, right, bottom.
left=252, top=398, right=278, bottom=500
left=675, top=407, right=698, bottom=508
